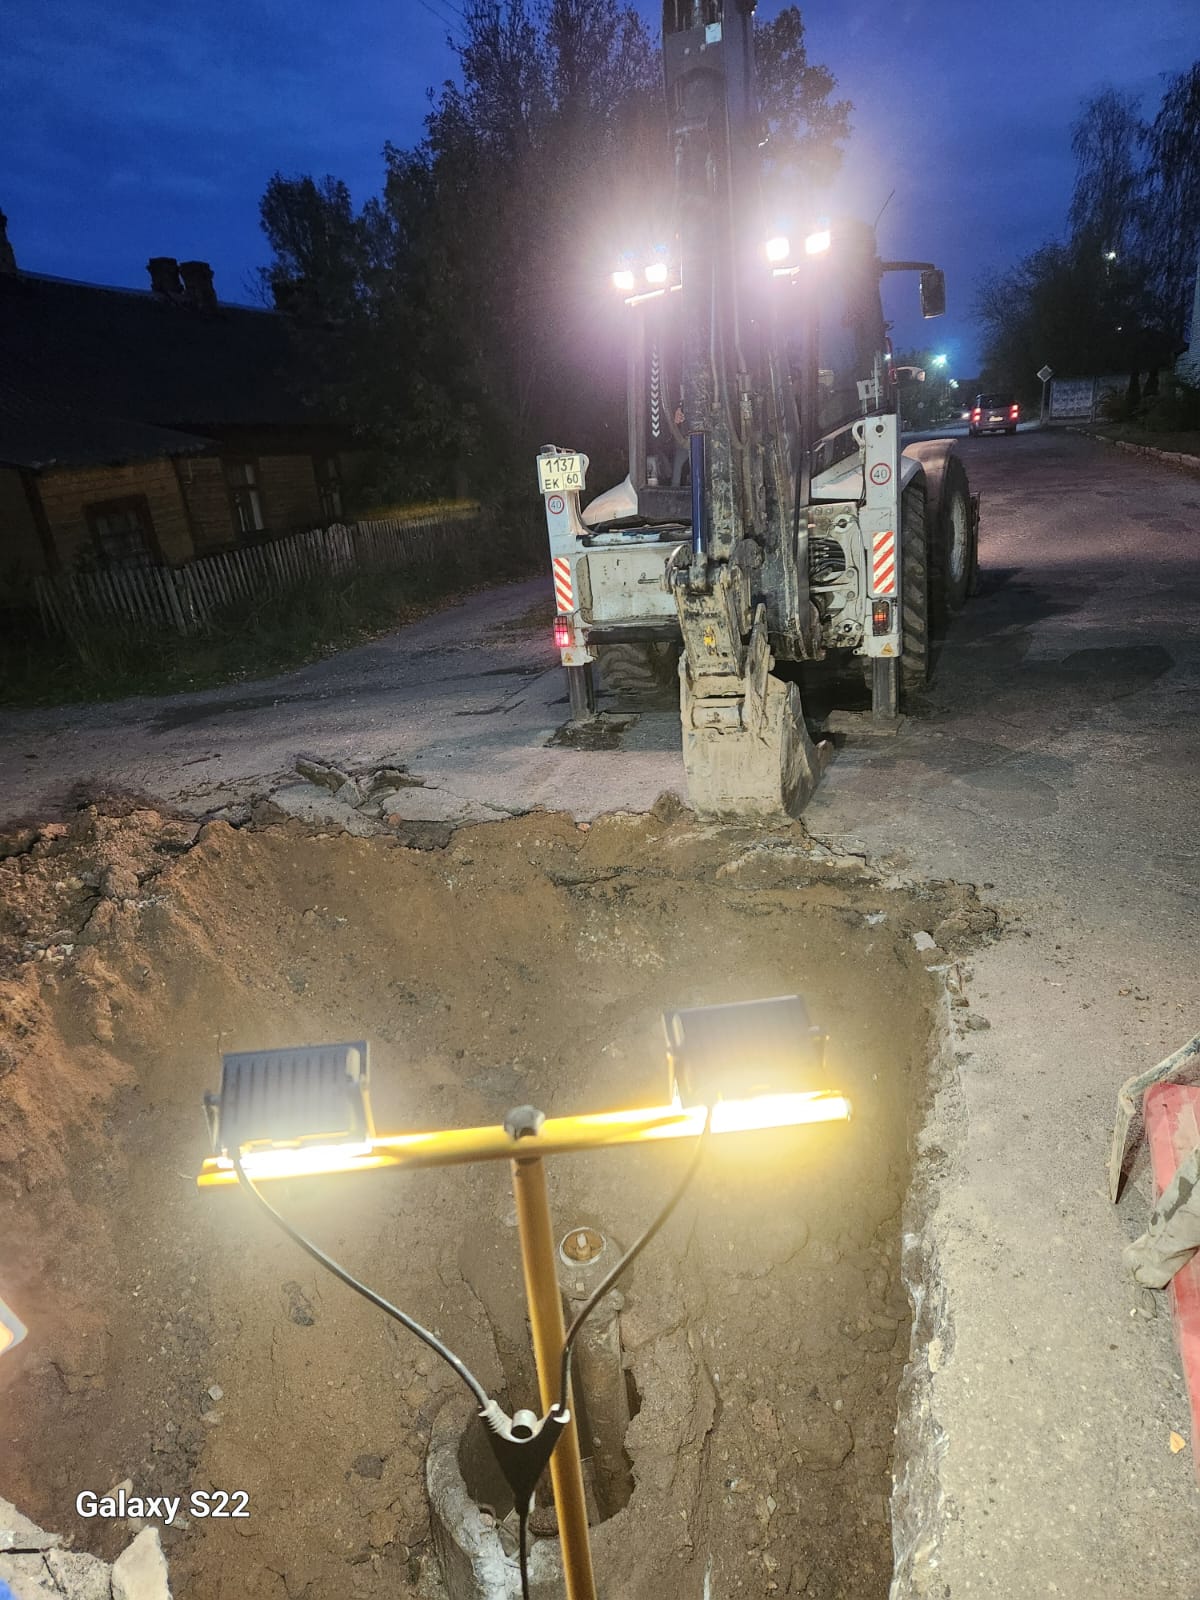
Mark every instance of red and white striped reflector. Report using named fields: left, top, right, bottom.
left=552, top=555, right=574, bottom=613
left=871, top=530, right=897, bottom=596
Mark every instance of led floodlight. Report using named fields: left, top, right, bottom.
left=0, top=1293, right=26, bottom=1359
left=204, top=1041, right=373, bottom=1164
left=663, top=995, right=846, bottom=1131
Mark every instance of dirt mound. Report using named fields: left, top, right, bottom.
left=0, top=804, right=995, bottom=1598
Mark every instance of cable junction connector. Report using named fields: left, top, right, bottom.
left=479, top=1398, right=571, bottom=1515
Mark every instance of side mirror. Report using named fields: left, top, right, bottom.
left=920, top=269, right=946, bottom=319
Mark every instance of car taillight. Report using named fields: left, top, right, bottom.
left=971, top=409, right=981, bottom=421
left=872, top=600, right=893, bottom=634
left=554, top=616, right=573, bottom=650
left=1009, top=404, right=1019, bottom=417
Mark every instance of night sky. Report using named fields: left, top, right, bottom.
left=3, top=1, right=1196, bottom=378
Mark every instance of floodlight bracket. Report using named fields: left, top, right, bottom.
left=479, top=1398, right=571, bottom=1513
left=504, top=1104, right=547, bottom=1141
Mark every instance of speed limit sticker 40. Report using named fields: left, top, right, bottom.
left=869, top=462, right=892, bottom=487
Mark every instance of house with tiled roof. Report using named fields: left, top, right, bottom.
left=0, top=211, right=355, bottom=591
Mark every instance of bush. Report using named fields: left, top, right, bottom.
left=1139, top=375, right=1200, bottom=433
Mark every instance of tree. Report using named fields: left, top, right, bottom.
left=258, top=2, right=853, bottom=499
left=258, top=175, right=366, bottom=320
left=893, top=350, right=956, bottom=431
left=975, top=70, right=1199, bottom=401
left=1144, top=64, right=1200, bottom=345
left=755, top=7, right=852, bottom=192
left=1068, top=89, right=1145, bottom=260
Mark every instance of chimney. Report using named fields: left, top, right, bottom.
left=179, top=260, right=217, bottom=310
left=0, top=211, right=15, bottom=274
left=148, top=256, right=183, bottom=296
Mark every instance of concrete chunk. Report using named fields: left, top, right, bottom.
left=0, top=1551, right=59, bottom=1596
left=45, top=1548, right=113, bottom=1600
left=0, top=1500, right=60, bottom=1553
left=269, top=782, right=381, bottom=837
left=112, top=1527, right=171, bottom=1600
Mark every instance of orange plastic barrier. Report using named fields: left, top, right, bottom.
left=1144, top=1082, right=1200, bottom=1479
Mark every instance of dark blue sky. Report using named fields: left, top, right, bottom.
left=2, top=1, right=1196, bottom=375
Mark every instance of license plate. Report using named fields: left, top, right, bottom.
left=537, top=453, right=586, bottom=496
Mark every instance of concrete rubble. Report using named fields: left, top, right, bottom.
left=268, top=756, right=515, bottom=834
left=0, top=1503, right=169, bottom=1600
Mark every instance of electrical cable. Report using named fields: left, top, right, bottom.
left=556, top=1106, right=712, bottom=1410
left=518, top=1506, right=531, bottom=1600
left=231, top=1154, right=490, bottom=1410
left=234, top=1110, right=712, bottom=1599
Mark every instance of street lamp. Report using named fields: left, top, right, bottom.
left=931, top=353, right=947, bottom=368
left=198, top=998, right=850, bottom=1600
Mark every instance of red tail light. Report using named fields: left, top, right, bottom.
left=872, top=600, right=893, bottom=635
left=971, top=408, right=981, bottom=421
left=1009, top=404, right=1019, bottom=417
left=554, top=617, right=573, bottom=650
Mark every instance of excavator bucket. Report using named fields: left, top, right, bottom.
left=681, top=671, right=828, bottom=822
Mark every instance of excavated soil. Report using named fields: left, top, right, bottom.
left=0, top=802, right=996, bottom=1599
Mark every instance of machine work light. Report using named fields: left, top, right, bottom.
left=611, top=268, right=636, bottom=293
left=644, top=260, right=669, bottom=286
left=804, top=228, right=832, bottom=256
left=764, top=235, right=790, bottom=264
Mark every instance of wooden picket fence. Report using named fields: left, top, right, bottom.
left=33, top=508, right=488, bottom=639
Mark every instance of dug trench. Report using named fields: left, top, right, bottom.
left=0, top=801, right=996, bottom=1598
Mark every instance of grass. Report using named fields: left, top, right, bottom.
left=1, top=539, right=544, bottom=710
left=1089, top=422, right=1200, bottom=458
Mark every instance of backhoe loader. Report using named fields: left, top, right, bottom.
left=539, top=0, right=978, bottom=819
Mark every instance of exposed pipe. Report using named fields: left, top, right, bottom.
left=556, top=1227, right=634, bottom=1517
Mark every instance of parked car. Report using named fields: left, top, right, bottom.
left=969, top=394, right=1020, bottom=436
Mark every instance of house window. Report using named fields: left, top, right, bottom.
left=84, top=496, right=159, bottom=568
left=315, top=455, right=344, bottom=522
left=225, top=458, right=265, bottom=536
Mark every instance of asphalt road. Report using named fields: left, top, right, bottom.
left=810, top=426, right=1200, bottom=1596
left=2, top=426, right=1198, bottom=1594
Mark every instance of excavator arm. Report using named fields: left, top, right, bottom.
left=662, top=0, right=826, bottom=816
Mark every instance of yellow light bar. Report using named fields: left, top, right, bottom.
left=197, top=1093, right=852, bottom=1189
left=709, top=1091, right=852, bottom=1135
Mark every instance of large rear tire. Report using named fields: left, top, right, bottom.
left=930, top=453, right=972, bottom=627
left=900, top=479, right=930, bottom=706
left=594, top=641, right=681, bottom=697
